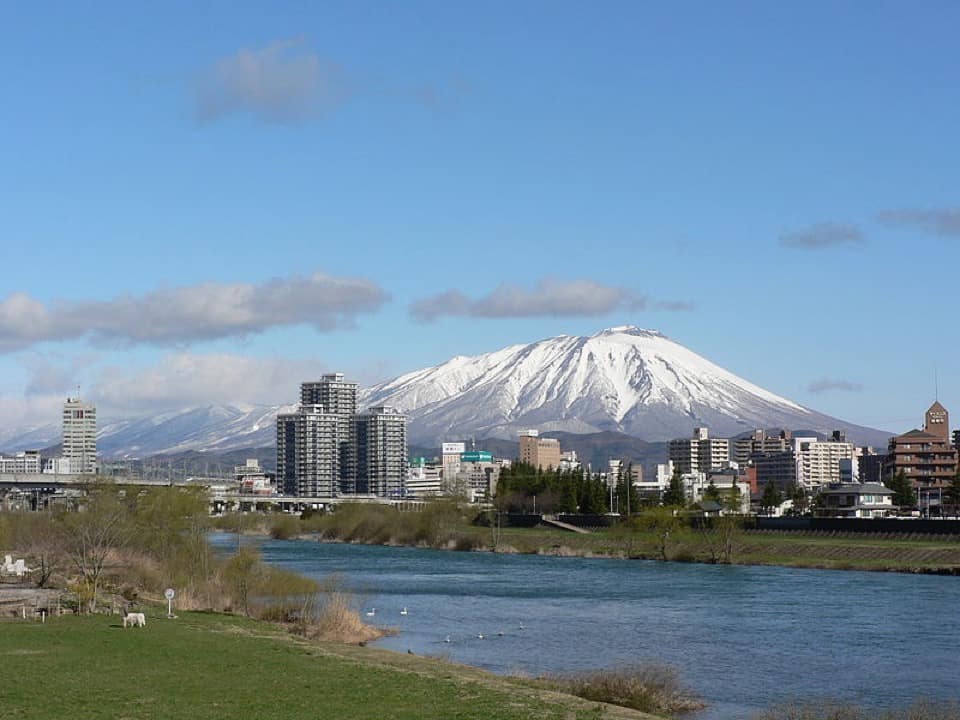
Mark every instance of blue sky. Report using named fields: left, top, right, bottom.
left=1, top=1, right=958, bottom=433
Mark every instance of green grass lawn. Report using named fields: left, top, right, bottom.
left=0, top=611, right=653, bottom=720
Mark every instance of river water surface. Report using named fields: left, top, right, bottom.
left=221, top=536, right=960, bottom=719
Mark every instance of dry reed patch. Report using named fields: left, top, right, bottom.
left=294, top=592, right=397, bottom=644
left=544, top=664, right=705, bottom=716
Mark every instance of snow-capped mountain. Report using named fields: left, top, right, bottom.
left=361, top=326, right=887, bottom=446
left=0, top=404, right=291, bottom=458
left=1, top=327, right=888, bottom=457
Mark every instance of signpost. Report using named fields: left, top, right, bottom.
left=164, top=588, right=175, bottom=618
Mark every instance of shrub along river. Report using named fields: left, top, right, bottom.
left=223, top=535, right=960, bottom=719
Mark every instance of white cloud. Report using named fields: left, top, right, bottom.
left=410, top=279, right=647, bottom=323
left=0, top=272, right=388, bottom=353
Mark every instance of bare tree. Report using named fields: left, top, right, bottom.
left=18, top=515, right=64, bottom=588
left=61, top=489, right=131, bottom=612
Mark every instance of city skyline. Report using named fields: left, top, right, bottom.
left=1, top=2, right=959, bottom=432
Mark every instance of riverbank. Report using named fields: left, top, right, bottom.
left=225, top=508, right=960, bottom=575
left=0, top=609, right=662, bottom=720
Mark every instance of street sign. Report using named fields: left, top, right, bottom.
left=165, top=588, right=175, bottom=618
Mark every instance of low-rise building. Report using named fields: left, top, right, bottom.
left=0, top=451, right=42, bottom=474
left=684, top=469, right=751, bottom=514
left=814, top=482, right=894, bottom=518
left=236, top=459, right=273, bottom=495
left=518, top=430, right=561, bottom=470
left=407, top=457, right=443, bottom=497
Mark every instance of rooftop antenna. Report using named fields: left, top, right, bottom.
left=934, top=367, right=939, bottom=401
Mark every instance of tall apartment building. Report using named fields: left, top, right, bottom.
left=733, top=429, right=793, bottom=466
left=795, top=433, right=856, bottom=489
left=300, top=374, right=358, bottom=415
left=63, top=397, right=97, bottom=474
left=753, top=451, right=798, bottom=490
left=301, top=373, right=358, bottom=493
left=669, top=427, right=729, bottom=474
left=884, top=401, right=958, bottom=492
left=856, top=447, right=884, bottom=484
left=276, top=404, right=342, bottom=496
left=518, top=430, right=561, bottom=470
left=355, top=406, right=407, bottom=496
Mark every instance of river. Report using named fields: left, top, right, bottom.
left=223, top=535, right=960, bottom=719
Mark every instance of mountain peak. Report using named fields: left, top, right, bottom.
left=591, top=325, right=664, bottom=339
left=362, top=327, right=885, bottom=446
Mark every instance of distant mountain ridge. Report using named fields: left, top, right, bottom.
left=0, top=327, right=891, bottom=457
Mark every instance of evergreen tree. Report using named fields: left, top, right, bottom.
left=760, top=481, right=783, bottom=515
left=886, top=470, right=917, bottom=508
left=662, top=466, right=686, bottom=507
left=703, top=481, right=721, bottom=503
left=787, top=483, right=809, bottom=515
left=944, top=468, right=960, bottom=518
left=615, top=463, right=641, bottom=516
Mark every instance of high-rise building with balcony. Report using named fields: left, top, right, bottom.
left=884, top=401, right=958, bottom=495
left=733, top=429, right=793, bottom=466
left=276, top=404, right=341, bottom=496
left=63, top=397, right=96, bottom=474
left=669, top=427, right=730, bottom=474
left=355, top=406, right=408, bottom=497
left=277, top=377, right=409, bottom=499
left=299, top=374, right=358, bottom=493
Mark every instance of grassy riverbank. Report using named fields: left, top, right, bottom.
left=488, top=526, right=960, bottom=573
left=232, top=505, right=960, bottom=574
left=0, top=610, right=660, bottom=720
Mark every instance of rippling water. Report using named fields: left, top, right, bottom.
left=214, top=535, right=960, bottom=719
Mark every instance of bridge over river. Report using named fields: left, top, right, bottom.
left=0, top=473, right=425, bottom=513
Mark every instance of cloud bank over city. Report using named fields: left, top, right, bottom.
left=0, top=272, right=388, bottom=353
left=0, top=353, right=324, bottom=429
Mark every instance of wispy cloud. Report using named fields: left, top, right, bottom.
left=410, top=279, right=647, bottom=323
left=779, top=222, right=865, bottom=249
left=194, top=39, right=470, bottom=125
left=194, top=39, right=348, bottom=124
left=877, top=207, right=960, bottom=239
left=0, top=272, right=387, bottom=353
left=655, top=300, right=696, bottom=312
left=807, top=378, right=864, bottom=394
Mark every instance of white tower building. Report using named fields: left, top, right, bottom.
left=63, top=397, right=97, bottom=474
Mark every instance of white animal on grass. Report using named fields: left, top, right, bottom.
left=123, top=612, right=146, bottom=628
